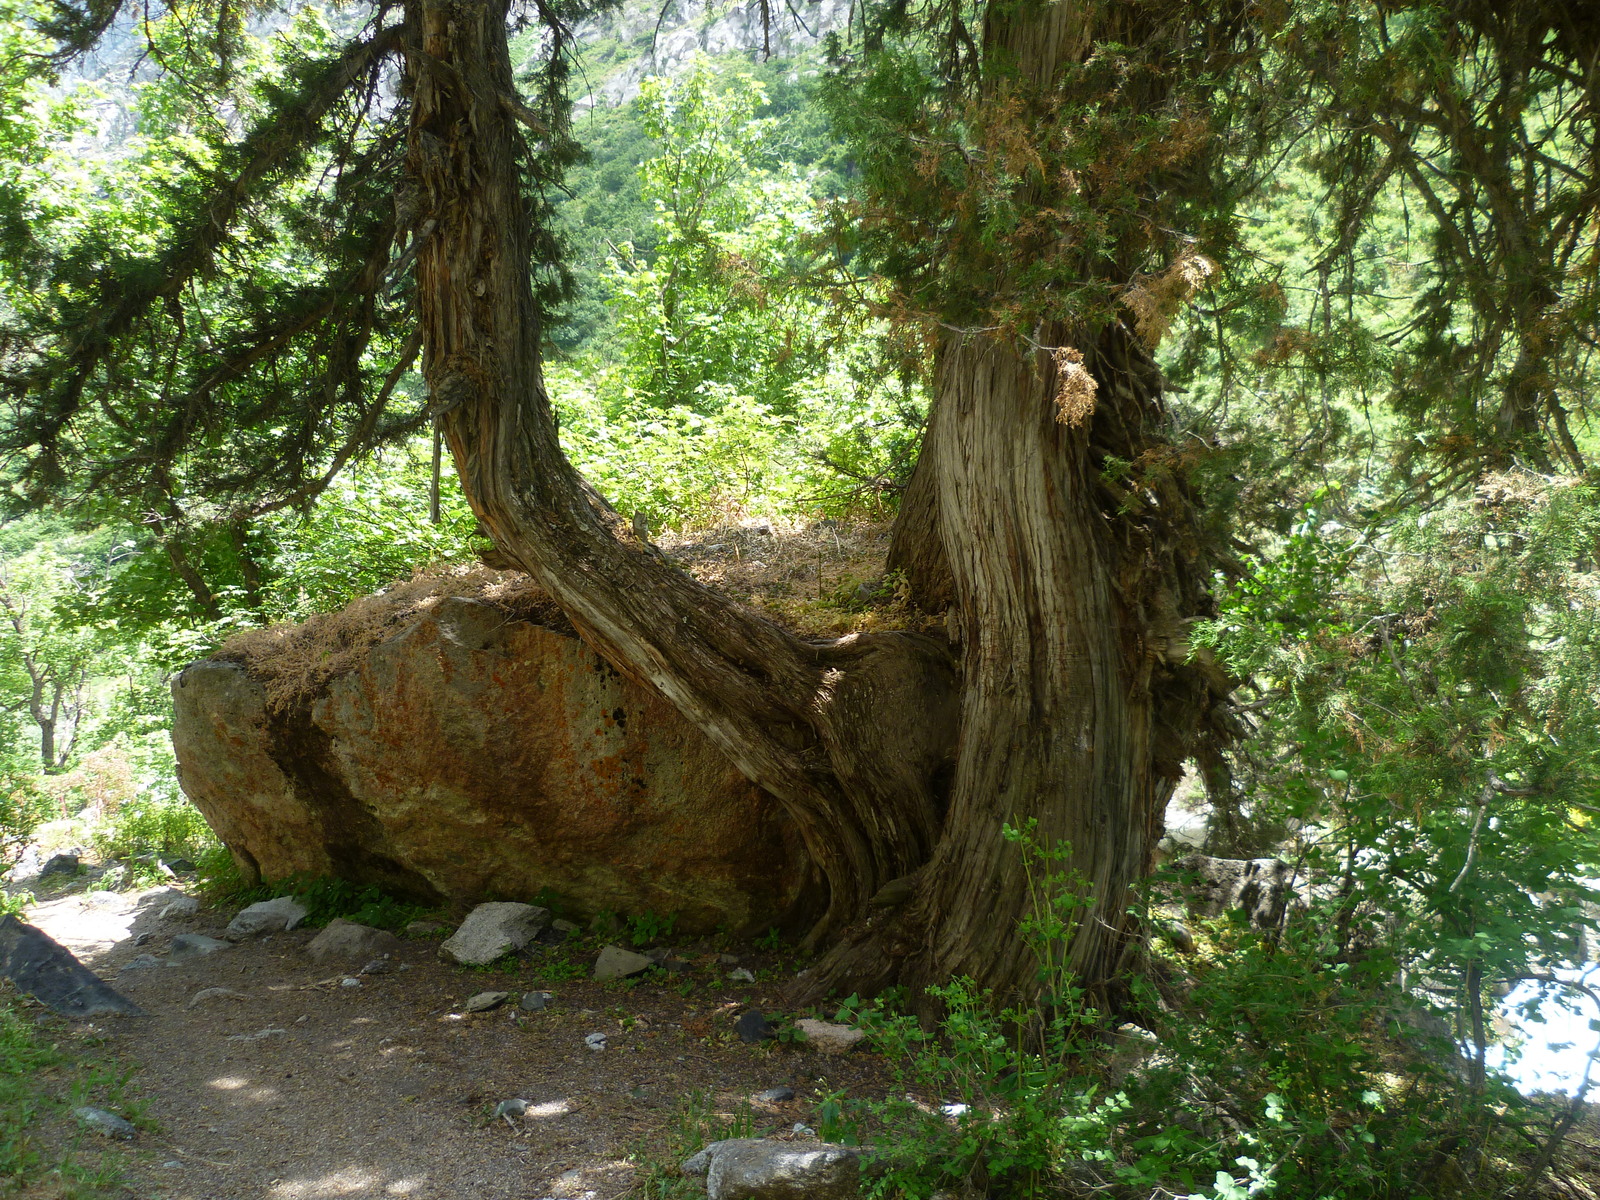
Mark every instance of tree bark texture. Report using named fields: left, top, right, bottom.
left=402, top=0, right=1228, bottom=1005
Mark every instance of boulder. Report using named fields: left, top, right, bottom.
left=593, top=944, right=655, bottom=981
left=795, top=1019, right=865, bottom=1054
left=682, top=1138, right=860, bottom=1200
left=439, top=902, right=548, bottom=966
left=0, top=916, right=144, bottom=1018
left=226, top=896, right=308, bottom=939
left=1169, top=855, right=1308, bottom=930
left=171, top=587, right=810, bottom=933
left=304, top=919, right=401, bottom=963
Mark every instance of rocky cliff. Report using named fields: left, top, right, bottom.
left=172, top=575, right=813, bottom=933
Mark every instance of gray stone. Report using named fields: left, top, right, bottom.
left=795, top=1019, right=864, bottom=1054
left=520, top=991, right=551, bottom=1012
left=187, top=987, right=245, bottom=1008
left=735, top=1011, right=774, bottom=1043
left=465, top=990, right=509, bottom=1012
left=225, top=896, right=308, bottom=940
left=158, top=896, right=199, bottom=921
left=682, top=1139, right=860, bottom=1200
left=132, top=933, right=153, bottom=947
left=1170, top=854, right=1308, bottom=931
left=359, top=958, right=390, bottom=975
left=439, top=902, right=550, bottom=966
left=39, top=853, right=79, bottom=880
left=754, top=1086, right=795, bottom=1104
left=162, top=858, right=196, bottom=874
left=305, top=919, right=402, bottom=963
left=227, top=1027, right=287, bottom=1042
left=121, top=954, right=162, bottom=971
left=728, top=968, right=756, bottom=983
left=167, top=934, right=231, bottom=963
left=495, top=1098, right=530, bottom=1125
left=340, top=977, right=362, bottom=988
left=0, top=916, right=144, bottom=1018
left=584, top=1032, right=607, bottom=1051
left=594, top=944, right=655, bottom=981
left=73, top=1106, right=136, bottom=1140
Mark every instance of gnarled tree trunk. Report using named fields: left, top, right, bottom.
left=403, top=0, right=1227, bottom=1006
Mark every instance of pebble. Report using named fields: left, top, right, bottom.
left=795, top=1018, right=867, bottom=1054
left=728, top=968, right=756, bottom=983
left=160, top=1161, right=182, bottom=1170
left=73, top=1106, right=135, bottom=1139
left=520, top=991, right=551, bottom=1012
left=360, top=959, right=390, bottom=975
left=465, top=990, right=509, bottom=1012
left=340, top=977, right=362, bottom=989
left=584, top=1032, right=607, bottom=1051
left=754, top=1086, right=796, bottom=1103
left=227, top=1027, right=287, bottom=1042
left=187, top=987, right=246, bottom=1009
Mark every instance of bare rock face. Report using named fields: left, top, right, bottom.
left=172, top=594, right=810, bottom=934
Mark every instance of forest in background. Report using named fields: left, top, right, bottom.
left=0, top=0, right=1597, bottom=1196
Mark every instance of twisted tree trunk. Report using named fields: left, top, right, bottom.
left=403, top=0, right=1226, bottom=1005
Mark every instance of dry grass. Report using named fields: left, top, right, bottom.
left=656, top=516, right=935, bottom=637
left=219, top=520, right=929, bottom=710
left=216, top=566, right=567, bottom=711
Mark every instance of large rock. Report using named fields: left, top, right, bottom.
left=0, top=916, right=143, bottom=1018
left=1170, top=854, right=1308, bottom=930
left=439, top=902, right=548, bottom=966
left=172, top=587, right=809, bottom=933
left=683, top=1139, right=860, bottom=1200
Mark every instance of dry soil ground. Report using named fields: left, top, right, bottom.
left=13, top=882, right=892, bottom=1200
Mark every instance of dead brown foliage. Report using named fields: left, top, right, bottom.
left=215, top=566, right=566, bottom=711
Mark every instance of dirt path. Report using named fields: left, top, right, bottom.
left=22, top=884, right=889, bottom=1200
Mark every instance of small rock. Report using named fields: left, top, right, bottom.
left=495, top=1098, right=530, bottom=1124
left=735, top=1011, right=774, bottom=1043
left=359, top=959, right=390, bottom=975
left=305, top=918, right=401, bottom=963
left=73, top=1106, right=135, bottom=1140
left=404, top=919, right=446, bottom=938
left=225, top=896, right=308, bottom=940
left=584, top=1032, right=607, bottom=1051
left=728, top=968, right=756, bottom=983
left=795, top=1019, right=865, bottom=1054
left=159, top=896, right=199, bottom=922
left=121, top=954, right=162, bottom=971
left=683, top=1138, right=860, bottom=1200
left=465, top=990, right=509, bottom=1013
left=187, top=987, right=246, bottom=1009
left=439, top=902, right=550, bottom=966
left=593, top=944, right=655, bottom=982
left=160, top=1160, right=182, bottom=1169
left=340, top=977, right=362, bottom=989
left=754, top=1086, right=796, bottom=1103
left=39, top=853, right=79, bottom=880
left=132, top=932, right=153, bottom=947
left=520, top=991, right=551, bottom=1012
left=166, top=933, right=231, bottom=964
left=226, top=1027, right=287, bottom=1042
left=551, top=918, right=580, bottom=937
left=792, top=1122, right=818, bottom=1137
left=162, top=858, right=196, bottom=874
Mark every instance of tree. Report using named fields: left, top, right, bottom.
left=0, top=548, right=97, bottom=772
left=5, top=0, right=1597, bottom=1012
